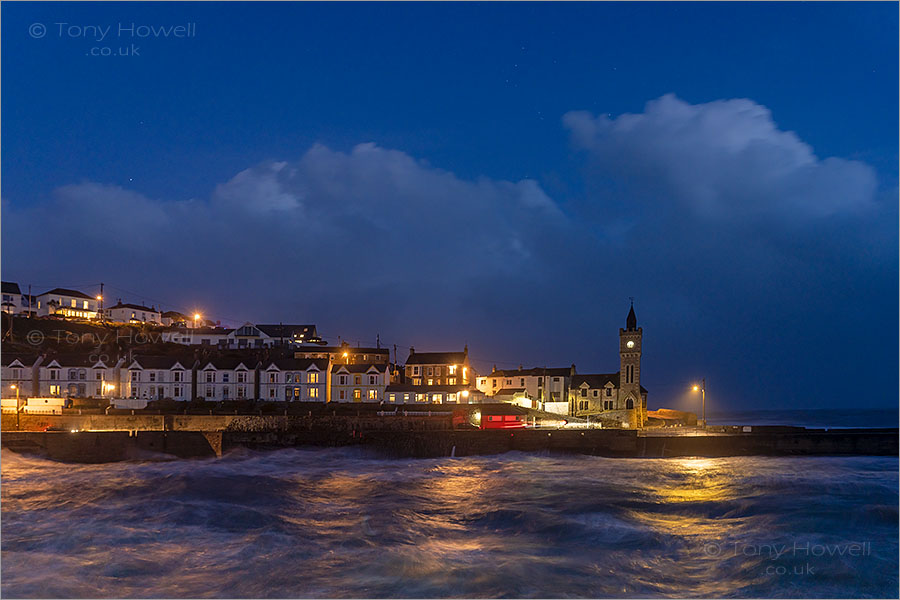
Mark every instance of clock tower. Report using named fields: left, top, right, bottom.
left=618, top=302, right=645, bottom=427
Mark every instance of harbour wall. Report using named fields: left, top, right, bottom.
left=1, top=419, right=896, bottom=462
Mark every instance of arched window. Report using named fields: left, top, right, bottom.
left=625, top=398, right=634, bottom=409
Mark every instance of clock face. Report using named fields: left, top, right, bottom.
left=626, top=340, right=635, bottom=349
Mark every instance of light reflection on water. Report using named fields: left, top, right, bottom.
left=1, top=448, right=897, bottom=598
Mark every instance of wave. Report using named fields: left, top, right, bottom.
left=2, top=448, right=897, bottom=598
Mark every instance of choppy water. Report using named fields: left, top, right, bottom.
left=1, top=448, right=897, bottom=598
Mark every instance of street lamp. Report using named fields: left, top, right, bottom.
left=692, top=379, right=706, bottom=428
left=10, top=384, right=20, bottom=430
left=193, top=313, right=201, bottom=328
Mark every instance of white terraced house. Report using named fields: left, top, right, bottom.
left=197, top=358, right=260, bottom=401
left=330, top=363, right=390, bottom=402
left=2, top=354, right=40, bottom=397
left=126, top=356, right=195, bottom=401
left=37, top=355, right=125, bottom=398
left=259, top=358, right=329, bottom=401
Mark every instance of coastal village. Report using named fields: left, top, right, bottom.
left=1, top=281, right=662, bottom=429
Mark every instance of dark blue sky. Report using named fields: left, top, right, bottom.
left=3, top=2, right=897, bottom=411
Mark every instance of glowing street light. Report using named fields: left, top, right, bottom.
left=10, top=384, right=20, bottom=430
left=692, top=378, right=706, bottom=428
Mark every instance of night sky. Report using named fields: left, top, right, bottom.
left=2, top=2, right=897, bottom=411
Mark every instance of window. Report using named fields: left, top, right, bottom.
left=237, top=372, right=246, bottom=383
left=427, top=367, right=433, bottom=376
left=205, top=387, right=213, bottom=398
left=71, top=299, right=76, bottom=307
left=431, top=394, right=441, bottom=403
left=68, top=369, right=77, bottom=380
left=223, top=373, right=230, bottom=383
left=416, top=393, right=425, bottom=402
left=308, top=372, right=320, bottom=384
left=206, top=372, right=214, bottom=383
left=449, top=365, right=457, bottom=375
left=413, top=378, right=422, bottom=386
left=131, top=371, right=140, bottom=382
left=580, top=388, right=587, bottom=397
left=448, top=393, right=457, bottom=402
left=285, top=373, right=293, bottom=383
left=95, top=370, right=103, bottom=380
left=50, top=384, right=61, bottom=396
left=339, top=375, right=348, bottom=385
left=12, top=368, right=21, bottom=379
left=368, top=375, right=376, bottom=385
left=83, top=300, right=88, bottom=309
left=339, top=390, right=346, bottom=400
left=237, top=386, right=245, bottom=398
left=413, top=366, right=420, bottom=375
left=606, top=388, right=612, bottom=397
left=388, top=393, right=395, bottom=402
left=403, top=393, right=410, bottom=402
left=492, top=379, right=498, bottom=387
left=448, top=378, right=456, bottom=385
left=354, top=375, right=361, bottom=385
left=435, top=367, right=441, bottom=376
left=505, top=379, right=512, bottom=386
left=427, top=379, right=433, bottom=386
left=520, top=378, right=525, bottom=387
left=174, top=371, right=183, bottom=382
left=149, top=372, right=156, bottom=382
left=592, top=390, right=598, bottom=397
left=269, top=373, right=277, bottom=383
left=353, top=389, right=361, bottom=400
left=269, top=389, right=276, bottom=399
left=174, top=386, right=182, bottom=398
left=309, top=387, right=320, bottom=399
left=626, top=398, right=634, bottom=409
left=368, top=389, right=377, bottom=400
left=478, top=378, right=485, bottom=386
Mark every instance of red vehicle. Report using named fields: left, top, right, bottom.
left=480, top=413, right=527, bottom=429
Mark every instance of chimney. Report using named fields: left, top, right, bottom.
left=492, top=364, right=497, bottom=373
left=518, top=364, right=523, bottom=371
left=570, top=363, right=576, bottom=377
left=409, top=346, right=415, bottom=355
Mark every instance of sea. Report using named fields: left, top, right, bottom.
left=1, top=409, right=897, bottom=599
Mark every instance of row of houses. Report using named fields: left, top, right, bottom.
left=1, top=300, right=649, bottom=425
left=1, top=353, right=391, bottom=406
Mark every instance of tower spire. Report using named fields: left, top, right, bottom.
left=626, top=301, right=637, bottom=331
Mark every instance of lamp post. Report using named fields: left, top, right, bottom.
left=11, top=384, right=20, bottom=430
left=692, top=379, right=706, bottom=428
left=193, top=313, right=201, bottom=329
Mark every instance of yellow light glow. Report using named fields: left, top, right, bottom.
left=461, top=390, right=469, bottom=398
left=342, top=352, right=348, bottom=358
left=96, top=295, right=102, bottom=301
left=692, top=385, right=700, bottom=392
left=10, top=384, right=16, bottom=389
left=193, top=313, right=201, bottom=320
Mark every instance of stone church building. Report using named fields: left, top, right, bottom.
left=569, top=305, right=648, bottom=428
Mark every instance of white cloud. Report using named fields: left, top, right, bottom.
left=563, top=94, right=878, bottom=220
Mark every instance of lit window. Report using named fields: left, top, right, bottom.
left=431, top=394, right=441, bottom=403
left=368, top=389, right=377, bottom=400
left=308, top=372, right=319, bottom=384
left=403, top=393, right=410, bottom=401
left=354, top=389, right=361, bottom=399
left=309, top=387, right=320, bottom=398
left=449, top=365, right=457, bottom=375
left=448, top=378, right=456, bottom=385
left=71, top=299, right=76, bottom=307
left=427, top=379, right=433, bottom=385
